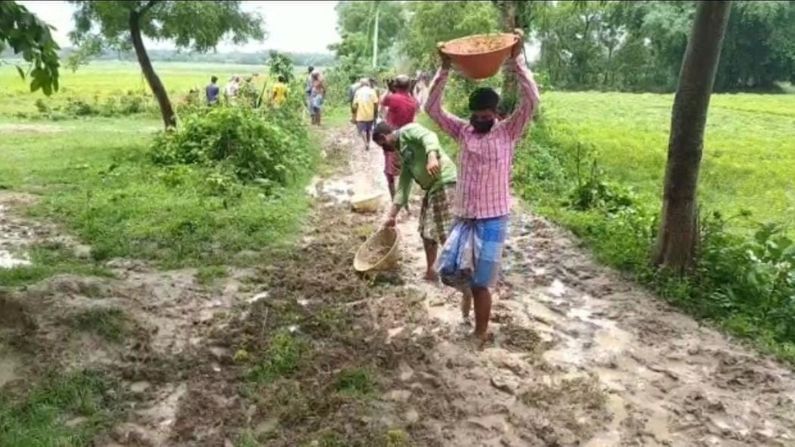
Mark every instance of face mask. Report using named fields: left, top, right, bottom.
left=470, top=116, right=495, bottom=133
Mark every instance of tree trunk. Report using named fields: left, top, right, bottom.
left=653, top=1, right=732, bottom=271
left=498, top=0, right=519, bottom=114
left=129, top=11, right=176, bottom=128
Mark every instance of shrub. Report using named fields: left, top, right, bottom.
left=150, top=105, right=310, bottom=191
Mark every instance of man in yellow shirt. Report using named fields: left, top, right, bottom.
left=271, top=75, right=288, bottom=107
left=351, top=78, right=379, bottom=150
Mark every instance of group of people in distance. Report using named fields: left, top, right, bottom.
left=368, top=29, right=539, bottom=346
left=204, top=73, right=289, bottom=107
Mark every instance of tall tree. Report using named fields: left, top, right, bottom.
left=492, top=0, right=523, bottom=113
left=330, top=1, right=405, bottom=68
left=0, top=1, right=60, bottom=95
left=401, top=1, right=500, bottom=70
left=69, top=1, right=264, bottom=128
left=654, top=1, right=732, bottom=270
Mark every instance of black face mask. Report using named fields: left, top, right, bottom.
left=470, top=116, right=495, bottom=134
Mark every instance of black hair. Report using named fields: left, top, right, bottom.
left=372, top=121, right=394, bottom=142
left=278, top=75, right=287, bottom=83
left=468, top=87, right=500, bottom=112
left=211, top=75, right=218, bottom=83
left=308, top=66, right=314, bottom=73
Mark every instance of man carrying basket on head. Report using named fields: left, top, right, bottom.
left=426, top=29, right=540, bottom=346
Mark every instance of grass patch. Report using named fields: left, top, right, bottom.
left=0, top=370, right=119, bottom=446
left=70, top=308, right=129, bottom=343
left=247, top=329, right=310, bottom=384
left=0, top=110, right=315, bottom=270
left=196, top=265, right=227, bottom=285
left=0, top=243, right=112, bottom=288
left=334, top=368, right=376, bottom=398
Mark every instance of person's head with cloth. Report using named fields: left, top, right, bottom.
left=468, top=86, right=500, bottom=134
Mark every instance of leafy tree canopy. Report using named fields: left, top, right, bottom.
left=69, top=1, right=265, bottom=52
left=0, top=1, right=60, bottom=95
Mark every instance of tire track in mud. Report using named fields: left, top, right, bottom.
left=317, top=124, right=795, bottom=446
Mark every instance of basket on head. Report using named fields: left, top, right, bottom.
left=440, top=33, right=519, bottom=80
left=354, top=227, right=400, bottom=272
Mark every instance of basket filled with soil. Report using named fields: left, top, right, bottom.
left=439, top=33, right=519, bottom=80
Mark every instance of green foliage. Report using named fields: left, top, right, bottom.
left=71, top=307, right=130, bottom=342
left=532, top=1, right=795, bottom=92
left=0, top=1, right=60, bottom=95
left=330, top=1, right=406, bottom=67
left=268, top=50, right=294, bottom=82
left=0, top=370, right=118, bottom=446
left=334, top=368, right=376, bottom=397
left=0, top=243, right=111, bottom=288
left=248, top=330, right=309, bottom=383
left=150, top=105, right=310, bottom=189
left=505, top=92, right=795, bottom=364
left=401, top=1, right=501, bottom=70
left=69, top=1, right=265, bottom=54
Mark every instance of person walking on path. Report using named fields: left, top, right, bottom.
left=426, top=29, right=540, bottom=345
left=205, top=76, right=220, bottom=105
left=351, top=78, right=379, bottom=150
left=309, top=71, right=326, bottom=126
left=381, top=74, right=419, bottom=200
left=375, top=121, right=474, bottom=323
left=304, top=66, right=315, bottom=111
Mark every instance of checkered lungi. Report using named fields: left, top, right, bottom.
left=418, top=183, right=456, bottom=244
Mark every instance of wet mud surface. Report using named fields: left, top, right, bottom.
left=1, top=125, right=794, bottom=446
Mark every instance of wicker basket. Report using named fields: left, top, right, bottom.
left=354, top=227, right=400, bottom=272
left=351, top=192, right=384, bottom=214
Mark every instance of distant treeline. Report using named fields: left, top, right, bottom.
left=0, top=46, right=334, bottom=67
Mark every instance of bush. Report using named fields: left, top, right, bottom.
left=150, top=105, right=310, bottom=191
left=33, top=93, right=155, bottom=120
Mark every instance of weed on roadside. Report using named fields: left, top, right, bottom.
left=196, top=265, right=227, bottom=285
left=0, top=370, right=120, bottom=446
left=335, top=367, right=377, bottom=398
left=0, top=243, right=112, bottom=288
left=247, top=329, right=309, bottom=384
left=70, top=307, right=130, bottom=343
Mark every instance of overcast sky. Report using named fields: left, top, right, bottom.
left=20, top=1, right=341, bottom=53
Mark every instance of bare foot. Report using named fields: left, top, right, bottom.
left=473, top=331, right=494, bottom=350
left=424, top=271, right=439, bottom=282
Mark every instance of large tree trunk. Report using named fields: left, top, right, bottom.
left=497, top=0, right=519, bottom=114
left=653, top=1, right=732, bottom=271
left=129, top=10, right=176, bottom=129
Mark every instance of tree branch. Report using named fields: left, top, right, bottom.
left=138, top=0, right=159, bottom=17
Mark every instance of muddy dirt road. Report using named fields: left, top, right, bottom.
left=1, top=123, right=794, bottom=446
left=312, top=125, right=795, bottom=447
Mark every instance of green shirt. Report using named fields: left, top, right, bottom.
left=393, top=123, right=457, bottom=208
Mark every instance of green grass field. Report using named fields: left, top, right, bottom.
left=534, top=91, right=795, bottom=232
left=0, top=61, right=318, bottom=285
left=1, top=60, right=310, bottom=116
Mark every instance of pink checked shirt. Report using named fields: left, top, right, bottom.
left=425, top=55, right=540, bottom=219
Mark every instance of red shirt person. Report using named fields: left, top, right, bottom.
left=381, top=75, right=419, bottom=199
